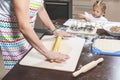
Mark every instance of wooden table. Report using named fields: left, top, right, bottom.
left=2, top=29, right=120, bottom=80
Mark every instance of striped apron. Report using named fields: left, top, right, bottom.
left=0, top=0, right=44, bottom=72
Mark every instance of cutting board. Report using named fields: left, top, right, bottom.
left=19, top=35, right=85, bottom=72
left=64, top=19, right=97, bottom=35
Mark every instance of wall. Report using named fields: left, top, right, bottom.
left=72, top=0, right=94, bottom=18
left=106, top=0, right=120, bottom=21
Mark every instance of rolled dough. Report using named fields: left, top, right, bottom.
left=93, top=39, right=120, bottom=52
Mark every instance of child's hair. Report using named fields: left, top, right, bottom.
left=93, top=0, right=106, bottom=16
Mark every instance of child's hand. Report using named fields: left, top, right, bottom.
left=85, top=17, right=91, bottom=22
left=78, top=13, right=85, bottom=19
left=78, top=13, right=91, bottom=22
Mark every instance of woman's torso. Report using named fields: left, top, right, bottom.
left=0, top=0, right=44, bottom=23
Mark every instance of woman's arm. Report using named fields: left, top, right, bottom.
left=13, top=0, right=49, bottom=55
left=37, top=6, right=72, bottom=38
left=37, top=6, right=56, bottom=32
left=13, top=0, right=69, bottom=62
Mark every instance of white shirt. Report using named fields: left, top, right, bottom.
left=84, top=12, right=108, bottom=23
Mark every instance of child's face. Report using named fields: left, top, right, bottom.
left=92, top=6, right=103, bottom=18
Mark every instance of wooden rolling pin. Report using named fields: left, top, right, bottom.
left=52, top=36, right=62, bottom=52
left=72, top=58, right=104, bottom=77
left=50, top=36, right=62, bottom=62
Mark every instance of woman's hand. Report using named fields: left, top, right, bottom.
left=53, top=30, right=72, bottom=39
left=46, top=51, right=70, bottom=63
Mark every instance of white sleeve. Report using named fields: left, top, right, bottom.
left=84, top=12, right=93, bottom=19
left=84, top=12, right=89, bottom=17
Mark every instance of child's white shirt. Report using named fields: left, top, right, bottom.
left=84, top=12, right=108, bottom=23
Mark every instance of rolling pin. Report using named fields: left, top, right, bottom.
left=52, top=36, right=62, bottom=52
left=50, top=36, right=62, bottom=62
left=72, top=58, right=104, bottom=77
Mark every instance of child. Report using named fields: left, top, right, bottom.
left=78, top=0, right=108, bottom=23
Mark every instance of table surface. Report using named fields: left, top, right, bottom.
left=2, top=28, right=120, bottom=80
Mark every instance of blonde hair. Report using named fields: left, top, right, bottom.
left=93, top=0, right=106, bottom=16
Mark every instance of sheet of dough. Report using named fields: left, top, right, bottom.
left=19, top=35, right=85, bottom=72
left=93, top=39, right=120, bottom=52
